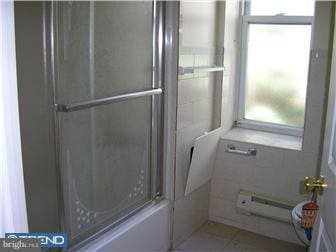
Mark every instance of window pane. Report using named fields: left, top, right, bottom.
left=248, top=0, right=314, bottom=16
left=245, top=24, right=311, bottom=126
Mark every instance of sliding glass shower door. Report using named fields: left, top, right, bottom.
left=53, top=1, right=162, bottom=246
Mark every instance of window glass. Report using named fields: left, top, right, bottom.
left=245, top=24, right=311, bottom=126
left=248, top=0, right=315, bottom=16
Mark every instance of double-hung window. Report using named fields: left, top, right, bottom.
left=237, top=0, right=315, bottom=136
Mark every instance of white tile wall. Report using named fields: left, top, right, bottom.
left=173, top=54, right=216, bottom=246
left=174, top=1, right=331, bottom=248
left=181, top=2, right=217, bottom=48
left=172, top=1, right=223, bottom=248
left=210, top=138, right=320, bottom=244
left=209, top=1, right=330, bottom=246
left=173, top=182, right=211, bottom=247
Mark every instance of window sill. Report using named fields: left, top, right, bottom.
left=221, top=127, right=302, bottom=151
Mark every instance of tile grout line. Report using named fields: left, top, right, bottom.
left=220, top=229, right=242, bottom=251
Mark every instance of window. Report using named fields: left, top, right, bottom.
left=237, top=0, right=314, bottom=136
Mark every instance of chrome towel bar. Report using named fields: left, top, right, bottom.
left=178, top=65, right=224, bottom=75
left=225, top=144, right=257, bottom=156
left=55, top=88, right=162, bottom=112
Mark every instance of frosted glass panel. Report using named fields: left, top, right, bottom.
left=249, top=0, right=314, bottom=16
left=59, top=97, right=151, bottom=241
left=245, top=24, right=311, bottom=126
left=55, top=1, right=155, bottom=246
left=57, top=1, right=153, bottom=104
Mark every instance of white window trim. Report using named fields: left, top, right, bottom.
left=236, top=6, right=314, bottom=137
left=236, top=119, right=304, bottom=136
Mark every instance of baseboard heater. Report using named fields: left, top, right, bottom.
left=237, top=190, right=296, bottom=223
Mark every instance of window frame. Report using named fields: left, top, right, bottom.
left=237, top=2, right=314, bottom=137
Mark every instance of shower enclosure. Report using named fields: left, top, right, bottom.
left=52, top=1, right=163, bottom=247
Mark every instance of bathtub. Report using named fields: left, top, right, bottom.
left=73, top=200, right=171, bottom=252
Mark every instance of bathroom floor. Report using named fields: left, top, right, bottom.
left=173, top=221, right=306, bottom=252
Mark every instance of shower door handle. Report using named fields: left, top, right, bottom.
left=55, top=88, right=162, bottom=112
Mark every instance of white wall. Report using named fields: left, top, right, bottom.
left=172, top=1, right=224, bottom=247
left=210, top=1, right=333, bottom=245
left=0, top=0, right=28, bottom=235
